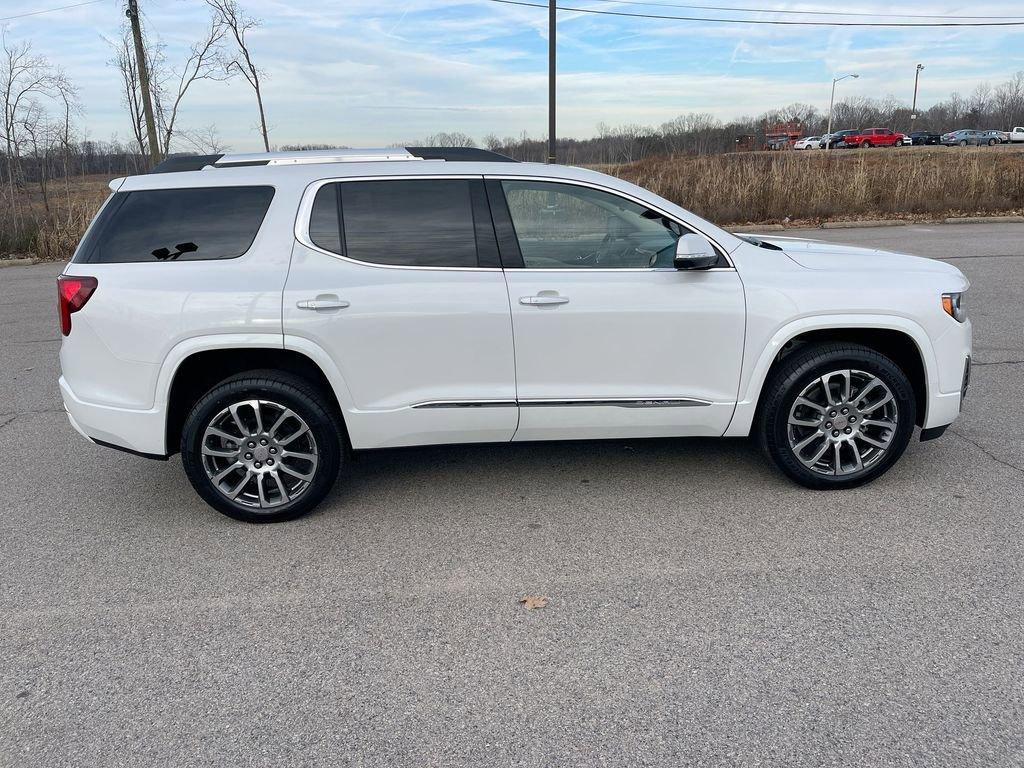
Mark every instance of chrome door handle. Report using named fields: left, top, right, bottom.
left=296, top=298, right=350, bottom=311
left=519, top=295, right=569, bottom=306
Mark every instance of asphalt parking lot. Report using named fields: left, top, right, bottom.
left=2, top=223, right=1022, bottom=767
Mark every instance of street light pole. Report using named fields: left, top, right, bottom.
left=910, top=64, right=924, bottom=131
left=547, top=0, right=556, bottom=164
left=826, top=73, right=858, bottom=148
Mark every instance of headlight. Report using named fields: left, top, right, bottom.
left=942, top=292, right=966, bottom=322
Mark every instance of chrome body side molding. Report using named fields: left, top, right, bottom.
left=412, top=397, right=712, bottom=409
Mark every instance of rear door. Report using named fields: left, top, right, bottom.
left=283, top=176, right=518, bottom=449
left=488, top=177, right=745, bottom=441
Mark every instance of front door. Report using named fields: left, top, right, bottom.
left=491, top=178, right=745, bottom=441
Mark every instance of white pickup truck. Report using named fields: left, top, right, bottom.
left=1010, top=127, right=1024, bottom=142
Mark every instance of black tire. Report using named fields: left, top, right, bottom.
left=181, top=370, right=343, bottom=523
left=894, top=139, right=903, bottom=147
left=988, top=138, right=997, bottom=146
left=958, top=139, right=968, bottom=147
left=756, top=343, right=916, bottom=490
left=860, top=140, right=871, bottom=148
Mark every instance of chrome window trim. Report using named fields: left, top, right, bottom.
left=294, top=174, right=502, bottom=272
left=411, top=397, right=712, bottom=409
left=295, top=173, right=736, bottom=272
left=485, top=174, right=736, bottom=271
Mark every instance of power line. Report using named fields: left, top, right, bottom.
left=583, top=0, right=1024, bottom=21
left=0, top=0, right=104, bottom=22
left=488, top=0, right=1024, bottom=25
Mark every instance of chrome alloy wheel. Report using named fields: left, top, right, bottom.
left=786, top=369, right=899, bottom=476
left=200, top=399, right=319, bottom=509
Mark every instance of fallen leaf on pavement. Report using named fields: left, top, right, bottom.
left=519, top=595, right=549, bottom=610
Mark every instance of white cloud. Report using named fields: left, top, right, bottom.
left=3, top=0, right=1023, bottom=150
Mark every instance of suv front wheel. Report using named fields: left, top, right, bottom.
left=757, top=343, right=916, bottom=489
left=181, top=370, right=343, bottom=522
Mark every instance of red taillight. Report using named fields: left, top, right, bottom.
left=57, top=275, right=97, bottom=336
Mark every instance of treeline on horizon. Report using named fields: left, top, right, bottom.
left=5, top=72, right=1024, bottom=183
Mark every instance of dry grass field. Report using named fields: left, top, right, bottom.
left=2, top=146, right=1023, bottom=261
left=1, top=175, right=111, bottom=261
left=609, top=145, right=1024, bottom=226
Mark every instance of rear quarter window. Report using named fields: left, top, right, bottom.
left=76, top=185, right=275, bottom=263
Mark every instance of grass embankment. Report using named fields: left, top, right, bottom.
left=2, top=147, right=1023, bottom=262
left=1, top=175, right=110, bottom=262
left=607, top=145, right=1024, bottom=227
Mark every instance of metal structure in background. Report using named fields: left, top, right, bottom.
left=910, top=64, right=925, bottom=131
left=125, top=0, right=160, bottom=167
left=826, top=73, right=859, bottom=141
left=548, top=0, right=556, bottom=163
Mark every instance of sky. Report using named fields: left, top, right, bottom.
left=3, top=0, right=1023, bottom=152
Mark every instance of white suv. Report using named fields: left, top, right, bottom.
left=59, top=147, right=972, bottom=522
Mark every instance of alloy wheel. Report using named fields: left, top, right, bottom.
left=200, top=398, right=319, bottom=509
left=786, top=369, right=899, bottom=476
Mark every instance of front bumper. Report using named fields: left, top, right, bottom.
left=60, top=376, right=168, bottom=458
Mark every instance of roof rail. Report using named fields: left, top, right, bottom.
left=405, top=146, right=517, bottom=162
left=148, top=146, right=518, bottom=174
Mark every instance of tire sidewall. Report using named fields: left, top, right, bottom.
left=760, top=347, right=917, bottom=490
left=181, top=376, right=341, bottom=523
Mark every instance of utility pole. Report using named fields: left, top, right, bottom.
left=126, top=0, right=161, bottom=167
left=547, top=0, right=556, bottom=164
left=910, top=64, right=924, bottom=132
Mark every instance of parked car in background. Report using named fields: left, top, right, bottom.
left=1009, top=127, right=1024, bottom=142
left=906, top=131, right=941, bottom=146
left=843, top=128, right=906, bottom=148
left=821, top=130, right=858, bottom=149
left=794, top=136, right=821, bottom=150
left=982, top=130, right=1008, bottom=145
left=942, top=129, right=986, bottom=146
left=58, top=147, right=972, bottom=522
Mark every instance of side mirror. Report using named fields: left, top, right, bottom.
left=673, top=233, right=718, bottom=270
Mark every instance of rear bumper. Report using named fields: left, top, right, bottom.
left=60, top=376, right=168, bottom=457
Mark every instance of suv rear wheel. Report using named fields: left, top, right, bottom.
left=757, top=343, right=916, bottom=489
left=181, top=370, right=342, bottom=522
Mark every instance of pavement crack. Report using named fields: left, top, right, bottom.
left=972, top=359, right=1024, bottom=367
left=0, top=414, right=16, bottom=432
left=949, top=428, right=1024, bottom=477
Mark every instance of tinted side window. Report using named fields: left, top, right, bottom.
left=309, top=183, right=342, bottom=254
left=82, top=186, right=274, bottom=263
left=338, top=179, right=479, bottom=267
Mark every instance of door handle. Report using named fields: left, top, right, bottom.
left=296, top=297, right=350, bottom=311
left=519, top=295, right=569, bottom=306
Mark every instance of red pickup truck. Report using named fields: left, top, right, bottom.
left=844, top=128, right=906, bottom=148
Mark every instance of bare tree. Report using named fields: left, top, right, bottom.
left=0, top=33, right=74, bottom=232
left=179, top=123, right=230, bottom=154
left=206, top=0, right=270, bottom=151
left=157, top=16, right=229, bottom=154
left=1, top=34, right=71, bottom=159
left=993, top=72, right=1024, bottom=129
left=107, top=11, right=228, bottom=158
left=421, top=131, right=476, bottom=147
